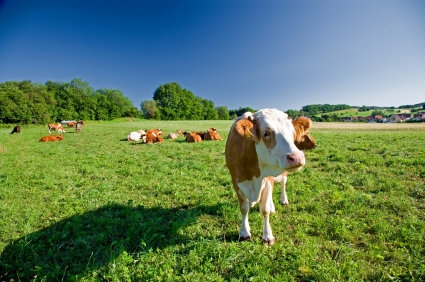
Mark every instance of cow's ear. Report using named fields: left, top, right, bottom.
left=235, top=118, right=258, bottom=140
left=292, top=117, right=312, bottom=139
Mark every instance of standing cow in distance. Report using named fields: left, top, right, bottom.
left=48, top=124, right=66, bottom=134
left=76, top=122, right=83, bottom=133
left=225, top=109, right=309, bottom=245
left=10, top=126, right=21, bottom=134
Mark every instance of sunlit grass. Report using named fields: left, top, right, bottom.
left=0, top=121, right=424, bottom=281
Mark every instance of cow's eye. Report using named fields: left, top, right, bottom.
left=263, top=129, right=272, bottom=138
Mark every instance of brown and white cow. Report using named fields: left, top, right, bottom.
left=225, top=109, right=309, bottom=245
left=10, top=125, right=21, bottom=134
left=67, top=121, right=76, bottom=128
left=144, top=129, right=164, bottom=144
left=204, top=127, right=223, bottom=141
left=40, top=135, right=64, bottom=142
left=48, top=124, right=66, bottom=134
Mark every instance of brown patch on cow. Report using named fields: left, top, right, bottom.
left=226, top=118, right=261, bottom=184
left=234, top=118, right=261, bottom=142
left=261, top=127, right=276, bottom=149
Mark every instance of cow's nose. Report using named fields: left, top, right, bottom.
left=286, top=151, right=305, bottom=167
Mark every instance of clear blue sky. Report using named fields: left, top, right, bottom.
left=1, top=0, right=424, bottom=111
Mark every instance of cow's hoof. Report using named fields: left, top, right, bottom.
left=280, top=202, right=289, bottom=206
left=262, top=238, right=276, bottom=245
left=238, top=235, right=252, bottom=242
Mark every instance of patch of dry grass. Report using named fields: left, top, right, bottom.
left=312, top=122, right=425, bottom=131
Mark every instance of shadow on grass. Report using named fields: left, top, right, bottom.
left=0, top=203, right=227, bottom=280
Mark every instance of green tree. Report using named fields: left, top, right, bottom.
left=153, top=82, right=183, bottom=120
left=0, top=82, right=31, bottom=123
left=202, top=99, right=218, bottom=120
left=216, top=106, right=230, bottom=120
left=95, top=88, right=139, bottom=119
left=16, top=80, right=56, bottom=123
left=153, top=82, right=217, bottom=120
left=229, top=107, right=256, bottom=118
left=371, top=110, right=384, bottom=117
left=141, top=100, right=160, bottom=119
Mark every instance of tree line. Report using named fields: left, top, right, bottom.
left=0, top=79, right=139, bottom=124
left=2, top=78, right=422, bottom=124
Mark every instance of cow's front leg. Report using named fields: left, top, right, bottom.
left=279, top=174, right=289, bottom=205
left=237, top=189, right=251, bottom=241
left=260, top=177, right=276, bottom=245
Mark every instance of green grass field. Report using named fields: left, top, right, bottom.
left=1, top=121, right=424, bottom=281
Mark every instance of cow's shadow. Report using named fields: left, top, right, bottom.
left=0, top=203, right=231, bottom=280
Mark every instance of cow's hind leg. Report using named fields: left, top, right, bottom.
left=260, top=177, right=276, bottom=245
left=236, top=188, right=251, bottom=241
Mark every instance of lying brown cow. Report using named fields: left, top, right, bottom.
left=145, top=129, right=164, bottom=144
left=183, top=131, right=202, bottom=142
left=40, top=135, right=64, bottom=142
left=204, top=127, right=223, bottom=141
left=10, top=126, right=21, bottom=134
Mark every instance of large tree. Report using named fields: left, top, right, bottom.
left=141, top=100, right=160, bottom=119
left=216, top=106, right=230, bottom=120
left=153, top=82, right=218, bottom=120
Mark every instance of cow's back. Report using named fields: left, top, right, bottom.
left=225, top=120, right=260, bottom=183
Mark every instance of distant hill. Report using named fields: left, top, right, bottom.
left=286, top=103, right=425, bottom=122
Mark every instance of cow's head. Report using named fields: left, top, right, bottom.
left=234, top=109, right=306, bottom=173
left=295, top=134, right=317, bottom=150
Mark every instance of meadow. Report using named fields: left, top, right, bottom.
left=0, top=120, right=424, bottom=281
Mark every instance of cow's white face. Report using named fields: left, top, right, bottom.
left=250, top=109, right=305, bottom=174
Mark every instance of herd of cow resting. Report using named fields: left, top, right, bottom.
left=126, top=127, right=223, bottom=143
left=9, top=109, right=318, bottom=245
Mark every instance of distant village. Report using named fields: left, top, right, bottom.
left=341, top=112, right=425, bottom=123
